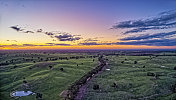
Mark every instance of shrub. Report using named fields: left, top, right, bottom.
left=134, top=61, right=137, bottom=64
left=60, top=68, right=64, bottom=71
left=93, top=84, right=99, bottom=90
left=121, top=61, right=124, bottom=63
left=174, top=67, right=176, bottom=70
left=147, top=72, right=155, bottom=76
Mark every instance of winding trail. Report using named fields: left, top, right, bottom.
left=75, top=57, right=108, bottom=100
left=61, top=56, right=108, bottom=100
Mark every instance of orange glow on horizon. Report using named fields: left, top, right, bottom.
left=0, top=45, right=176, bottom=50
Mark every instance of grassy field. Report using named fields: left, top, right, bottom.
left=0, top=52, right=98, bottom=100
left=1, top=50, right=176, bottom=100
left=82, top=53, right=176, bottom=100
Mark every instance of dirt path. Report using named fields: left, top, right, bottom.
left=75, top=60, right=108, bottom=100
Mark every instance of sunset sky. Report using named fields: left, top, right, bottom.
left=0, top=0, right=176, bottom=50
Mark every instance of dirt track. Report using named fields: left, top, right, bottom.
left=75, top=57, right=108, bottom=100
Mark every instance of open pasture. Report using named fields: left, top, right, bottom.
left=0, top=51, right=98, bottom=100
left=83, top=52, right=176, bottom=100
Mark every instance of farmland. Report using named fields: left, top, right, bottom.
left=82, top=51, right=176, bottom=100
left=0, top=50, right=98, bottom=100
left=0, top=50, right=176, bottom=100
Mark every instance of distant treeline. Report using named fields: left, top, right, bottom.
left=104, top=53, right=176, bottom=56
left=0, top=55, right=98, bottom=66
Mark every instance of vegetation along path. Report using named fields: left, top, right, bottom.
left=63, top=55, right=108, bottom=100
left=81, top=54, right=176, bottom=100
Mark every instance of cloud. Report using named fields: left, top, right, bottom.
left=83, top=38, right=99, bottom=42
left=123, top=26, right=168, bottom=34
left=22, top=44, right=51, bottom=46
left=45, top=43, right=71, bottom=46
left=112, top=10, right=176, bottom=47
left=0, top=44, right=18, bottom=47
left=79, top=37, right=104, bottom=45
left=10, top=25, right=82, bottom=41
left=45, top=32, right=54, bottom=36
left=78, top=41, right=115, bottom=46
left=0, top=42, right=71, bottom=48
left=0, top=43, right=71, bottom=47
left=37, top=29, right=43, bottom=32
left=22, top=44, right=36, bottom=46
left=10, top=26, right=23, bottom=32
left=10, top=25, right=34, bottom=33
left=121, top=31, right=176, bottom=41
left=79, top=42, right=101, bottom=45
left=24, top=31, right=34, bottom=33
left=112, top=10, right=176, bottom=34
left=45, top=43, right=54, bottom=45
left=55, top=34, right=81, bottom=41
left=117, top=38, right=176, bottom=46
left=6, top=40, right=17, bottom=42
left=10, top=44, right=18, bottom=46
left=22, top=43, right=71, bottom=46
left=54, top=43, right=71, bottom=46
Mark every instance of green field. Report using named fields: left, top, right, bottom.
left=1, top=51, right=176, bottom=100
left=0, top=52, right=98, bottom=100
left=82, top=54, right=176, bottom=100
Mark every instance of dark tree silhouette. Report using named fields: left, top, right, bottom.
left=174, top=67, right=176, bottom=70
left=49, top=66, right=53, bottom=69
left=93, top=84, right=99, bottom=90
left=23, top=80, right=27, bottom=84
left=36, top=93, right=43, bottom=99
left=60, top=68, right=64, bottom=71
left=112, top=82, right=118, bottom=88
left=134, top=61, right=137, bottom=64
left=147, top=72, right=155, bottom=76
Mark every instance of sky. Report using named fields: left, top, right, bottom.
left=0, top=0, right=176, bottom=50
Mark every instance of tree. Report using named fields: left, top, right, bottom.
left=93, top=84, right=99, bottom=90
left=134, top=61, right=137, bottom=64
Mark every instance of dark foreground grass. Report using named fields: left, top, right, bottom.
left=82, top=54, right=176, bottom=100
left=0, top=52, right=98, bottom=100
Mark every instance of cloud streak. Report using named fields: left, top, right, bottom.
left=10, top=25, right=82, bottom=41
left=117, top=38, right=176, bottom=46
left=55, top=34, right=81, bottom=41
left=45, top=43, right=71, bottom=46
left=121, top=31, right=176, bottom=41
left=10, top=25, right=34, bottom=33
left=6, top=40, right=17, bottom=42
left=83, top=38, right=99, bottom=42
left=114, top=10, right=176, bottom=47
left=78, top=41, right=115, bottom=46
left=112, top=10, right=176, bottom=34
left=79, top=42, right=101, bottom=45
left=0, top=43, right=71, bottom=47
left=10, top=26, right=24, bottom=32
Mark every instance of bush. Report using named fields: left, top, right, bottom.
left=147, top=72, right=155, bottom=76
left=93, top=84, right=99, bottom=90
left=60, top=68, right=64, bottom=71
left=134, top=61, right=138, bottom=64
left=174, top=67, right=176, bottom=70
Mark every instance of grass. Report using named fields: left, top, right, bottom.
left=0, top=52, right=98, bottom=100
left=1, top=51, right=176, bottom=100
left=82, top=54, right=176, bottom=100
